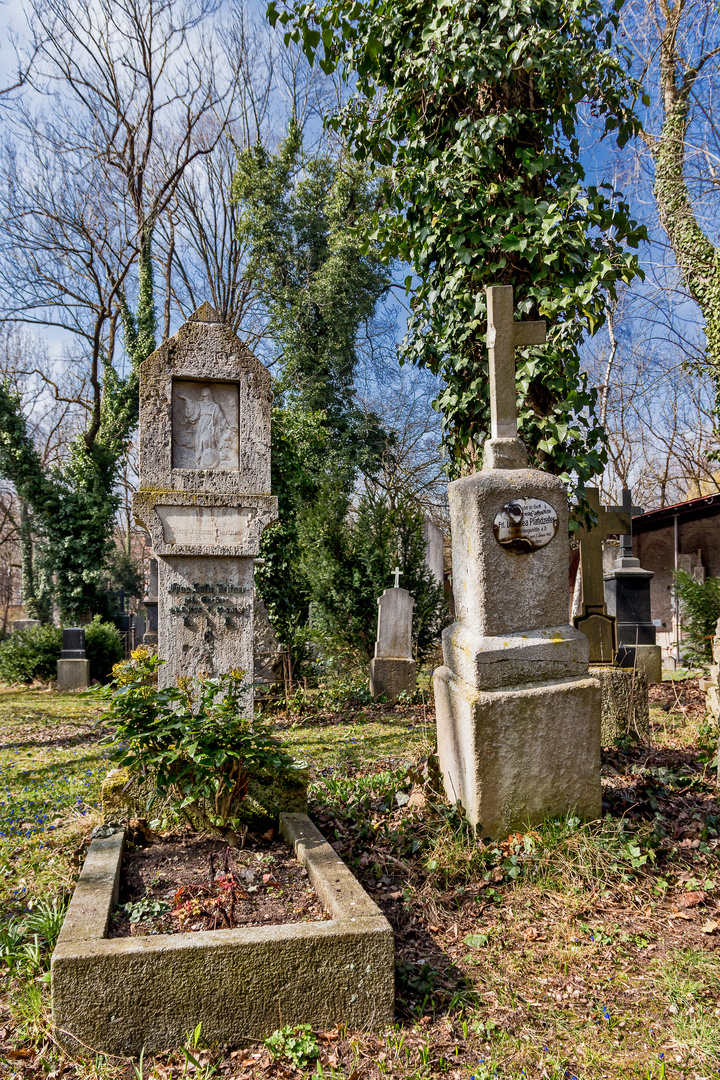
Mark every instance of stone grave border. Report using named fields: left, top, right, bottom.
left=52, top=814, right=394, bottom=1057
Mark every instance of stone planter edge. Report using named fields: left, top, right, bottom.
left=51, top=813, right=394, bottom=1058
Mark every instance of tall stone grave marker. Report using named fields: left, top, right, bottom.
left=369, top=568, right=416, bottom=702
left=434, top=285, right=600, bottom=838
left=573, top=488, right=630, bottom=664
left=132, top=304, right=278, bottom=710
left=604, top=488, right=662, bottom=682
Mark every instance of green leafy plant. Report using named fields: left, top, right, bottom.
left=264, top=1024, right=320, bottom=1069
left=84, top=615, right=125, bottom=683
left=269, top=0, right=646, bottom=509
left=673, top=569, right=720, bottom=664
left=98, top=649, right=302, bottom=838
left=0, top=618, right=124, bottom=685
left=0, top=624, right=62, bottom=684
left=119, top=898, right=171, bottom=923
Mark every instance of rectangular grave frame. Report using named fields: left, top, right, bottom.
left=52, top=814, right=394, bottom=1057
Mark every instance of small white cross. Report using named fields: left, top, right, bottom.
left=487, top=285, right=546, bottom=440
left=392, top=566, right=401, bottom=588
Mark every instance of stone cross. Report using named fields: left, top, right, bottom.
left=132, top=303, right=278, bottom=708
left=435, top=283, right=601, bottom=838
left=607, top=488, right=643, bottom=560
left=392, top=565, right=401, bottom=588
left=487, top=285, right=546, bottom=441
left=573, top=487, right=631, bottom=663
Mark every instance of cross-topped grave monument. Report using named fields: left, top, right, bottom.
left=369, top=572, right=416, bottom=703
left=132, top=303, right=278, bottom=709
left=603, top=487, right=662, bottom=681
left=434, top=285, right=601, bottom=838
left=573, top=487, right=631, bottom=664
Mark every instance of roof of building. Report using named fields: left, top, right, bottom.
left=634, top=491, right=720, bottom=531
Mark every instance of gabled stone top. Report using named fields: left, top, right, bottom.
left=136, top=305, right=272, bottom=497
left=188, top=302, right=223, bottom=324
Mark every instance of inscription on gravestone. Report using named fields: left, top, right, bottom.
left=493, top=497, right=558, bottom=553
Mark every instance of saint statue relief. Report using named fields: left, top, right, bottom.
left=176, top=385, right=238, bottom=469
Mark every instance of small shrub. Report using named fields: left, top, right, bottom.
left=0, top=624, right=62, bottom=683
left=85, top=615, right=124, bottom=682
left=97, top=649, right=303, bottom=838
left=673, top=569, right=720, bottom=664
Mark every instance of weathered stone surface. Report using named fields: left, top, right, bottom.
left=616, top=644, right=663, bottom=685
left=375, top=587, right=414, bottom=660
left=52, top=815, right=394, bottom=1056
left=448, top=467, right=571, bottom=637
left=441, top=622, right=589, bottom=691
left=56, top=832, right=124, bottom=943
left=101, top=768, right=156, bottom=823
left=131, top=304, right=278, bottom=696
left=370, top=657, right=416, bottom=702
left=12, top=619, right=40, bottom=632
left=254, top=589, right=283, bottom=686
left=56, top=659, right=90, bottom=691
left=434, top=667, right=601, bottom=837
left=423, top=515, right=444, bottom=585
left=590, top=666, right=650, bottom=744
left=136, top=303, right=272, bottom=497
left=435, top=286, right=601, bottom=839
left=157, top=556, right=254, bottom=692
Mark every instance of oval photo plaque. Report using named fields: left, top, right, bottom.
left=493, top=497, right=558, bottom=554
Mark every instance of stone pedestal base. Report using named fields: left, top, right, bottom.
left=369, top=658, right=416, bottom=702
left=434, top=667, right=601, bottom=838
left=590, top=666, right=649, bottom=744
left=57, top=659, right=90, bottom=691
left=616, top=644, right=663, bottom=684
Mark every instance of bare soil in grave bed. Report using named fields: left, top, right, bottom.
left=109, top=830, right=331, bottom=937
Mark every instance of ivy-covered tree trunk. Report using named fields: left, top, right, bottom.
left=269, top=0, right=646, bottom=508
left=0, top=252, right=157, bottom=622
left=651, top=0, right=720, bottom=416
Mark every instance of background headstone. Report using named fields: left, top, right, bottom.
left=13, top=619, right=41, bottom=632
left=573, top=488, right=630, bottom=664
left=434, top=285, right=601, bottom=838
left=132, top=303, right=277, bottom=710
left=57, top=627, right=90, bottom=691
left=369, top=586, right=416, bottom=702
left=604, top=488, right=663, bottom=683
left=423, top=514, right=444, bottom=586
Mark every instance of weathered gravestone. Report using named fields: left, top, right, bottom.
left=423, top=514, right=444, bottom=586
left=13, top=619, right=41, bottom=632
left=604, top=488, right=662, bottom=683
left=132, top=304, right=277, bottom=709
left=434, top=285, right=601, bottom=838
left=57, top=628, right=90, bottom=691
left=573, top=488, right=630, bottom=665
left=369, top=568, right=416, bottom=702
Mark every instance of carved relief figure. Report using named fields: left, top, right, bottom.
left=172, top=381, right=239, bottom=470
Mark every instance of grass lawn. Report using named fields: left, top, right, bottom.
left=0, top=678, right=718, bottom=1079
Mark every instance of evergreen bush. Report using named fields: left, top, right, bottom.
left=673, top=570, right=720, bottom=664
left=0, top=616, right=124, bottom=684
left=85, top=616, right=125, bottom=682
left=0, top=624, right=62, bottom=684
